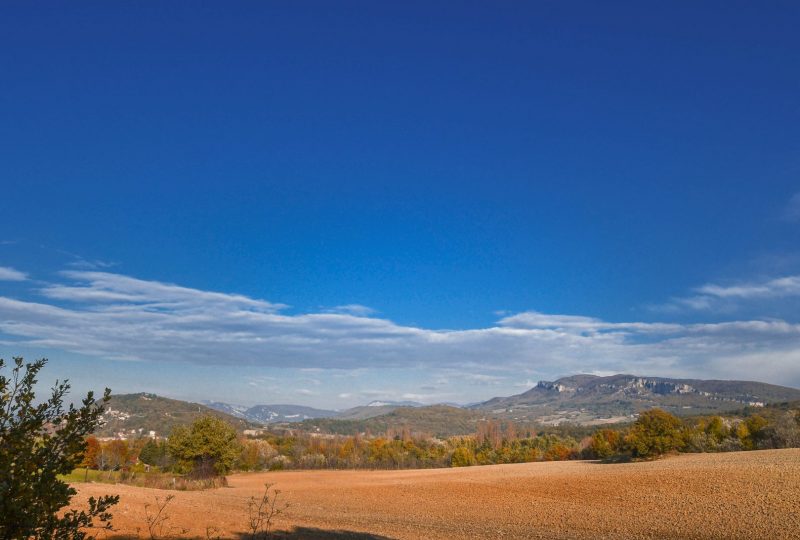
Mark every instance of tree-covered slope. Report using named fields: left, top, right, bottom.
left=97, top=393, right=256, bottom=438
left=295, top=405, right=491, bottom=438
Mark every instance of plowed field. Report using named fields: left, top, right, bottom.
left=74, top=448, right=800, bottom=539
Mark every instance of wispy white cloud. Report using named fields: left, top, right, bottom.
left=655, top=275, right=800, bottom=313
left=697, top=275, right=800, bottom=299
left=50, top=247, right=118, bottom=270
left=0, top=266, right=28, bottom=281
left=66, top=258, right=117, bottom=270
left=783, top=192, right=800, bottom=222
left=499, top=311, right=682, bottom=333
left=324, top=304, right=377, bottom=316
left=1, top=269, right=800, bottom=388
left=245, top=375, right=276, bottom=387
left=461, top=373, right=507, bottom=385
left=360, top=390, right=391, bottom=397
left=41, top=271, right=287, bottom=311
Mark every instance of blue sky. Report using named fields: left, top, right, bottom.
left=1, top=2, right=799, bottom=408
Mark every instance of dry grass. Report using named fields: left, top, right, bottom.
left=73, top=448, right=800, bottom=539
left=62, top=468, right=227, bottom=491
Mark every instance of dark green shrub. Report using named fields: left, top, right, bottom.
left=0, top=357, right=119, bottom=539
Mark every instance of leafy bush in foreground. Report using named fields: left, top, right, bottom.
left=0, top=357, right=118, bottom=539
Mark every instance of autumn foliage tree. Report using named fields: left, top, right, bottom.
left=625, top=409, right=684, bottom=459
left=588, top=429, right=622, bottom=459
left=81, top=436, right=102, bottom=469
left=450, top=446, right=476, bottom=467
left=104, top=439, right=130, bottom=470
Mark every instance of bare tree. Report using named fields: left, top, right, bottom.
left=246, top=483, right=286, bottom=539
left=143, top=495, right=187, bottom=539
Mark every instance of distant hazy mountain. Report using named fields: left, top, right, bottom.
left=98, top=393, right=256, bottom=438
left=366, top=400, right=424, bottom=407
left=472, top=374, right=800, bottom=424
left=203, top=401, right=339, bottom=424
left=337, top=400, right=424, bottom=420
left=298, top=405, right=486, bottom=438
left=203, top=400, right=426, bottom=424
left=202, top=401, right=250, bottom=419
left=244, top=404, right=340, bottom=423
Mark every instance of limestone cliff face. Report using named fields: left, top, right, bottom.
left=473, top=373, right=796, bottom=420
left=535, top=381, right=571, bottom=393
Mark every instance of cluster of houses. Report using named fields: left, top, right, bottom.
left=95, top=427, right=158, bottom=442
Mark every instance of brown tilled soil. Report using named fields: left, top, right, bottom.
left=74, top=448, right=800, bottom=539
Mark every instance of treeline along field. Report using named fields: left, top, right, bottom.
left=79, top=400, right=800, bottom=482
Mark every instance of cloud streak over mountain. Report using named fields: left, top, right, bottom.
left=1, top=270, right=799, bottom=390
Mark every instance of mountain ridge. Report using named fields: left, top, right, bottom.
left=202, top=402, right=339, bottom=424
left=202, top=400, right=428, bottom=424
left=97, top=374, right=800, bottom=438
left=472, top=373, right=800, bottom=424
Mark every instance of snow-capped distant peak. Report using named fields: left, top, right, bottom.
left=366, top=400, right=424, bottom=407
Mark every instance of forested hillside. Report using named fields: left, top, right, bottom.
left=97, top=393, right=257, bottom=437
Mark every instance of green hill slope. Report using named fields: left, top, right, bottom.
left=97, top=393, right=256, bottom=438
left=295, top=405, right=492, bottom=438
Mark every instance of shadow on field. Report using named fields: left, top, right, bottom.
left=266, top=527, right=395, bottom=539
left=591, top=455, right=634, bottom=464
left=107, top=529, right=395, bottom=540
